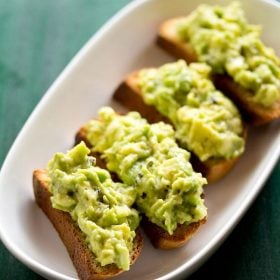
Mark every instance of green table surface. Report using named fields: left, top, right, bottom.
left=0, top=0, right=279, bottom=279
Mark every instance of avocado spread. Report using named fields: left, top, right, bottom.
left=177, top=1, right=280, bottom=107
left=85, top=107, right=207, bottom=235
left=139, top=60, right=244, bottom=161
left=47, top=142, right=140, bottom=270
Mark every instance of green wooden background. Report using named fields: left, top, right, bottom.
left=0, top=0, right=279, bottom=279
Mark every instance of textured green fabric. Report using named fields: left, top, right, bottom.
left=0, top=1, right=279, bottom=279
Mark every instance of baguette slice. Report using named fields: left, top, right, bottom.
left=33, top=169, right=143, bottom=280
left=113, top=71, right=246, bottom=183
left=157, top=17, right=280, bottom=125
left=75, top=129, right=206, bottom=249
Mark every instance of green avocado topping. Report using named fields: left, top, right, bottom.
left=47, top=142, right=140, bottom=271
left=177, top=1, right=280, bottom=107
left=139, top=60, right=244, bottom=161
left=85, top=107, right=207, bottom=235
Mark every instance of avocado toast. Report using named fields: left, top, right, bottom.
left=157, top=2, right=280, bottom=125
left=76, top=107, right=207, bottom=249
left=33, top=143, right=143, bottom=279
left=114, top=60, right=246, bottom=182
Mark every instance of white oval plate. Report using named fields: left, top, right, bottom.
left=1, top=0, right=280, bottom=279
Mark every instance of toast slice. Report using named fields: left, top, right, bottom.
left=33, top=169, right=143, bottom=279
left=113, top=71, right=246, bottom=183
left=157, top=18, right=280, bottom=125
left=75, top=128, right=206, bottom=249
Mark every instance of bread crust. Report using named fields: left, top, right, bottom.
left=157, top=17, right=280, bottom=125
left=141, top=216, right=206, bottom=249
left=75, top=129, right=206, bottom=249
left=33, top=169, right=143, bottom=280
left=113, top=71, right=246, bottom=183
left=157, top=18, right=197, bottom=64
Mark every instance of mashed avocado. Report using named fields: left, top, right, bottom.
left=177, top=2, right=280, bottom=107
left=47, top=142, right=140, bottom=271
left=85, top=107, right=207, bottom=235
left=139, top=60, right=244, bottom=161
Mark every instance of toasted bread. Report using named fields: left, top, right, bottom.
left=75, top=128, right=206, bottom=249
left=33, top=169, right=143, bottom=279
left=157, top=18, right=197, bottom=64
left=113, top=71, right=246, bottom=183
left=157, top=17, right=280, bottom=125
left=141, top=216, right=206, bottom=249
